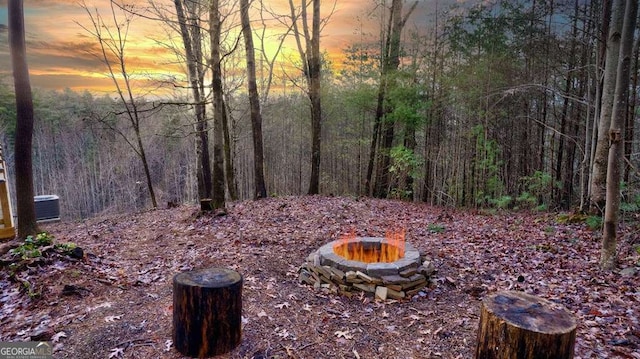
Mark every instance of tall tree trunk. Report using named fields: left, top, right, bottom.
left=306, top=0, right=322, bottom=195
left=403, top=125, right=416, bottom=201
left=9, top=0, right=39, bottom=238
left=287, top=0, right=323, bottom=195
left=365, top=101, right=382, bottom=196
left=580, top=0, right=600, bottom=212
left=240, top=0, right=267, bottom=199
left=372, top=0, right=400, bottom=199
left=135, top=128, right=157, bottom=209
left=209, top=0, right=226, bottom=210
left=591, top=0, right=623, bottom=214
left=222, top=97, right=238, bottom=200
left=80, top=1, right=158, bottom=209
left=422, top=1, right=442, bottom=204
left=555, top=0, right=579, bottom=210
left=174, top=0, right=212, bottom=200
left=601, top=0, right=637, bottom=270
left=371, top=0, right=418, bottom=198
left=587, top=0, right=612, bottom=210
left=625, top=23, right=640, bottom=183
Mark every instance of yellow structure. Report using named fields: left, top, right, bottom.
left=0, top=145, right=15, bottom=239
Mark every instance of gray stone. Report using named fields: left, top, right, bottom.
left=338, top=258, right=368, bottom=273
left=422, top=260, right=435, bottom=272
left=620, top=267, right=637, bottom=277
left=394, top=258, right=419, bottom=272
left=387, top=288, right=405, bottom=299
left=418, top=263, right=436, bottom=276
left=307, top=252, right=321, bottom=266
left=398, top=266, right=418, bottom=278
left=356, top=271, right=374, bottom=282
left=404, top=249, right=421, bottom=262
left=386, top=284, right=403, bottom=291
left=401, top=276, right=428, bottom=290
left=381, top=275, right=411, bottom=285
left=329, top=266, right=346, bottom=281
left=298, top=270, right=315, bottom=285
left=375, top=286, right=388, bottom=300
left=314, top=265, right=332, bottom=280
left=353, top=283, right=376, bottom=293
left=367, top=262, right=399, bottom=277
left=345, top=277, right=364, bottom=284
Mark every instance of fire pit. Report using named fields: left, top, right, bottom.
left=299, top=230, right=435, bottom=300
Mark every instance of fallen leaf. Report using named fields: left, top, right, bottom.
left=275, top=302, right=290, bottom=309
left=108, top=347, right=124, bottom=358
left=104, top=315, right=122, bottom=323
left=334, top=330, right=353, bottom=339
left=52, top=331, right=67, bottom=343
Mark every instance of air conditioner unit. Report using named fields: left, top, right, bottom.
left=34, top=195, right=60, bottom=222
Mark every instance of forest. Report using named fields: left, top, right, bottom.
left=0, top=0, right=638, bottom=222
left=1, top=0, right=640, bottom=357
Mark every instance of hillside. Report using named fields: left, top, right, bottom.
left=1, top=197, right=639, bottom=358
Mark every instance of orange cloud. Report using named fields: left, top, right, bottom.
left=0, top=0, right=446, bottom=94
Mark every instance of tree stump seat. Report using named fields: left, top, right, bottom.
left=476, top=290, right=577, bottom=359
left=173, top=267, right=242, bottom=358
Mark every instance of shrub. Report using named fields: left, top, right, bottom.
left=586, top=216, right=602, bottom=231
left=427, top=223, right=446, bottom=233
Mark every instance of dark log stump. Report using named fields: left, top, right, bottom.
left=476, top=291, right=577, bottom=359
left=173, top=267, right=242, bottom=358
left=200, top=199, right=213, bottom=212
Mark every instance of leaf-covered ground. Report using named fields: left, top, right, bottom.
left=1, top=196, right=639, bottom=358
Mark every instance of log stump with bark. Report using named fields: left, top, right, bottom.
left=476, top=290, right=577, bottom=359
left=200, top=199, right=213, bottom=212
left=173, top=267, right=242, bottom=358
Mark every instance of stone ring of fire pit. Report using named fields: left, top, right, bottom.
left=318, top=237, right=421, bottom=277
left=299, top=237, right=435, bottom=300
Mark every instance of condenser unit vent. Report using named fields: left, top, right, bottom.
left=34, top=195, right=60, bottom=222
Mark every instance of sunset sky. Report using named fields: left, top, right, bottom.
left=0, top=0, right=452, bottom=96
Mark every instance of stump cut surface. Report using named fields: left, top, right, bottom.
left=476, top=290, right=577, bottom=359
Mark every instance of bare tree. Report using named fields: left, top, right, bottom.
left=240, top=0, right=267, bottom=199
left=173, top=0, right=213, bottom=202
left=601, top=0, right=637, bottom=270
left=79, top=0, right=158, bottom=208
left=590, top=0, right=623, bottom=214
left=209, top=0, right=226, bottom=210
left=288, top=0, right=322, bottom=195
left=366, top=0, right=418, bottom=198
left=257, top=0, right=295, bottom=104
left=8, top=0, right=39, bottom=238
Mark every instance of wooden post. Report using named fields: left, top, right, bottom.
left=173, top=267, right=242, bottom=358
left=0, top=145, right=15, bottom=240
left=476, top=290, right=577, bottom=359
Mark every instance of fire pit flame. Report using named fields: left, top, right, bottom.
left=333, top=228, right=406, bottom=263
